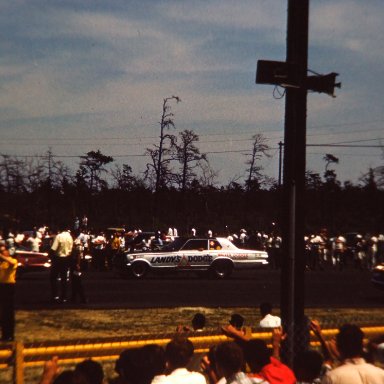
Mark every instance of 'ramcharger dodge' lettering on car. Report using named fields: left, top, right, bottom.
left=113, top=237, right=268, bottom=279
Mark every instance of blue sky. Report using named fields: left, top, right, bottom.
left=0, top=0, right=383, bottom=186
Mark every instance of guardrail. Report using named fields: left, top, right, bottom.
left=1, top=326, right=384, bottom=384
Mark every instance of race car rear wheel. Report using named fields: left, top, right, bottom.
left=210, top=260, right=233, bottom=279
left=130, top=261, right=149, bottom=279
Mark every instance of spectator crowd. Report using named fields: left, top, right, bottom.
left=2, top=223, right=384, bottom=275
left=36, top=308, right=384, bottom=384
left=1, top=219, right=384, bottom=383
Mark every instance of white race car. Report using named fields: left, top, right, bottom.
left=113, top=237, right=268, bottom=279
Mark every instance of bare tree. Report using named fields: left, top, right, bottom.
left=172, top=129, right=207, bottom=191
left=24, top=156, right=45, bottom=192
left=145, top=96, right=181, bottom=192
left=359, top=168, right=379, bottom=191
left=0, top=154, right=25, bottom=193
left=145, top=146, right=175, bottom=191
left=245, top=133, right=271, bottom=191
left=373, top=166, right=384, bottom=188
left=198, top=161, right=219, bottom=189
left=41, top=149, right=72, bottom=190
left=371, top=143, right=384, bottom=188
left=111, top=164, right=145, bottom=191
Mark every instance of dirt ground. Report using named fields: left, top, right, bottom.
left=15, top=306, right=384, bottom=342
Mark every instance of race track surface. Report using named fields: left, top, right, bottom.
left=15, top=268, right=384, bottom=310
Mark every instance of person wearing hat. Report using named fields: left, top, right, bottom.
left=0, top=240, right=18, bottom=341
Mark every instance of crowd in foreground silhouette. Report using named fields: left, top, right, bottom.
left=37, top=308, right=384, bottom=384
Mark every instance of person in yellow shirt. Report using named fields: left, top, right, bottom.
left=0, top=241, right=18, bottom=341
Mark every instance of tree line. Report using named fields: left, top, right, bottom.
left=0, top=96, right=383, bottom=234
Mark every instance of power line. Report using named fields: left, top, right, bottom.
left=309, top=119, right=384, bottom=130
left=307, top=152, right=380, bottom=157
left=322, top=138, right=383, bottom=145
left=0, top=118, right=383, bottom=143
left=0, top=142, right=382, bottom=159
left=0, top=136, right=382, bottom=149
left=307, top=144, right=383, bottom=148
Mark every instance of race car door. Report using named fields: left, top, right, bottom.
left=179, top=239, right=211, bottom=269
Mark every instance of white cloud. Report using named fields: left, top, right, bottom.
left=66, top=12, right=160, bottom=41
left=0, top=0, right=382, bottom=184
left=162, top=0, right=286, bottom=30
left=310, top=1, right=384, bottom=57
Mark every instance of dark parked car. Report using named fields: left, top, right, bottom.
left=372, top=263, right=384, bottom=290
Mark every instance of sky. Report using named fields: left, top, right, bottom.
left=0, top=0, right=383, bottom=187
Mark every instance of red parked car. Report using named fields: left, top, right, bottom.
left=15, top=248, right=51, bottom=275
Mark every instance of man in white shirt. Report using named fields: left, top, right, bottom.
left=322, top=324, right=384, bottom=384
left=259, top=302, right=281, bottom=328
left=27, top=232, right=41, bottom=252
left=161, top=335, right=206, bottom=384
left=50, top=229, right=73, bottom=303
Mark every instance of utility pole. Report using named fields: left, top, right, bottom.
left=278, top=141, right=283, bottom=187
left=255, top=0, right=340, bottom=365
left=44, top=148, right=54, bottom=227
left=280, top=0, right=309, bottom=366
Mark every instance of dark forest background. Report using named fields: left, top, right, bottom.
left=0, top=149, right=382, bottom=236
left=1, top=97, right=383, bottom=236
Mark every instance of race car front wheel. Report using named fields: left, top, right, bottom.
left=130, top=261, right=149, bottom=279
left=210, top=260, right=233, bottom=279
